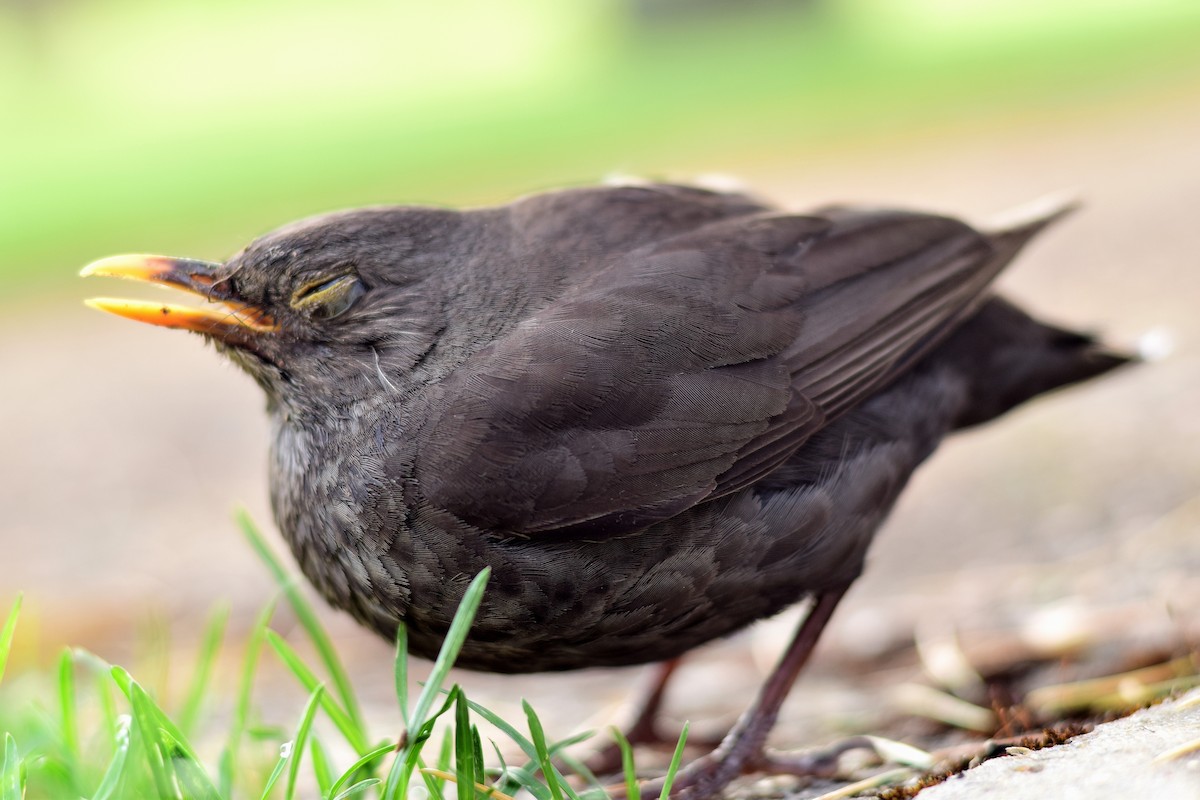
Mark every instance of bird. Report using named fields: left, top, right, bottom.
left=81, top=181, right=1130, bottom=798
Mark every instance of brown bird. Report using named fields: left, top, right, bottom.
left=81, top=182, right=1130, bottom=798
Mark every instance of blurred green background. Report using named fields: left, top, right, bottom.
left=3, top=0, right=1198, bottom=295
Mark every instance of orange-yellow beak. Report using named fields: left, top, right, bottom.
left=80, top=254, right=278, bottom=336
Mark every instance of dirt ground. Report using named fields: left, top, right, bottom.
left=1, top=92, right=1197, bottom=792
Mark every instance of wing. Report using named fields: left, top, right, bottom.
left=416, top=192, right=1052, bottom=538
left=503, top=181, right=771, bottom=257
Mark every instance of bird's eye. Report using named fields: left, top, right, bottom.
left=290, top=274, right=366, bottom=320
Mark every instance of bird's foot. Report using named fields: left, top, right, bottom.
left=632, top=737, right=866, bottom=800
left=586, top=657, right=729, bottom=777
left=620, top=589, right=853, bottom=799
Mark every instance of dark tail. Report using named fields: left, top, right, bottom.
left=935, top=296, right=1135, bottom=430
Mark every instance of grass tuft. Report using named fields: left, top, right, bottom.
left=0, top=515, right=678, bottom=799
left=238, top=510, right=366, bottom=734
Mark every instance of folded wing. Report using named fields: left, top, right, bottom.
left=417, top=188, right=1064, bottom=537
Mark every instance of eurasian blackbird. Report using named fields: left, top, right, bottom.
left=82, top=182, right=1130, bottom=797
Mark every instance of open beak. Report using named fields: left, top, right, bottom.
left=80, top=255, right=278, bottom=337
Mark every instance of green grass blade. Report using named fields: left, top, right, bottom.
left=420, top=760, right=450, bottom=800
left=161, top=728, right=222, bottom=800
left=657, top=723, right=689, bottom=800
left=265, top=630, right=368, bottom=754
left=310, top=738, right=334, bottom=798
left=383, top=568, right=491, bottom=800
left=0, top=593, right=21, bottom=687
left=495, top=765, right=552, bottom=800
left=419, top=727, right=454, bottom=800
left=467, top=699, right=537, bottom=797
left=179, top=605, right=229, bottom=735
left=115, top=669, right=211, bottom=768
left=114, top=667, right=221, bottom=800
left=554, top=747, right=602, bottom=796
left=492, top=739, right=571, bottom=800
left=284, top=684, right=325, bottom=800
left=545, top=730, right=596, bottom=752
left=90, top=715, right=133, bottom=800
left=407, top=570, right=491, bottom=733
left=475, top=696, right=589, bottom=800
left=1, top=734, right=24, bottom=800
left=394, top=622, right=410, bottom=722
left=257, top=749, right=289, bottom=800
left=57, top=648, right=80, bottom=762
left=327, top=743, right=395, bottom=799
left=471, top=725, right=486, bottom=788
left=466, top=699, right=536, bottom=759
left=453, top=689, right=475, bottom=800
left=488, top=739, right=508, bottom=781
left=471, top=701, right=591, bottom=769
left=115, top=670, right=178, bottom=800
left=386, top=690, right=458, bottom=800
left=238, top=509, right=365, bottom=731
left=523, top=701, right=568, bottom=800
left=332, top=777, right=382, bottom=800
left=610, top=727, right=640, bottom=800
left=220, top=596, right=277, bottom=798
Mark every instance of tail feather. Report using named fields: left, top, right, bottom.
left=984, top=193, right=1081, bottom=246
left=934, top=297, right=1135, bottom=430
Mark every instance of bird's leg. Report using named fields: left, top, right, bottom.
left=637, top=587, right=851, bottom=800
left=588, top=657, right=725, bottom=775
left=622, top=657, right=683, bottom=744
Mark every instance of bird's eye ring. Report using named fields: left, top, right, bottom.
left=290, top=273, right=366, bottom=320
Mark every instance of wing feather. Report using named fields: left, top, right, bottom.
left=415, top=187, right=1060, bottom=537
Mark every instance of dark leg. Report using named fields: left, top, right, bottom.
left=587, top=658, right=695, bottom=775
left=623, top=657, right=684, bottom=745
left=637, top=587, right=851, bottom=800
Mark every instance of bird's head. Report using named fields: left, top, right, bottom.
left=81, top=207, right=462, bottom=415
